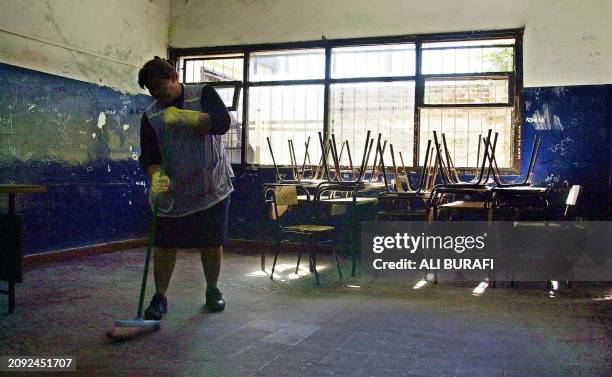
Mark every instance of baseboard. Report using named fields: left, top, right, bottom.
left=22, top=238, right=335, bottom=269
left=23, top=238, right=147, bottom=269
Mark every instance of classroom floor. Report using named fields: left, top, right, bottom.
left=0, top=248, right=610, bottom=377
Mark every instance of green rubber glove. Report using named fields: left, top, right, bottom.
left=151, top=171, right=170, bottom=195
left=162, top=106, right=200, bottom=128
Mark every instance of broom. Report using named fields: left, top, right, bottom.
left=106, top=130, right=171, bottom=341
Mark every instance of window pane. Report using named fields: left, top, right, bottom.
left=423, top=39, right=515, bottom=48
left=424, top=79, right=509, bottom=104
left=248, top=85, right=324, bottom=164
left=330, top=82, right=415, bottom=166
left=419, top=108, right=513, bottom=168
left=214, top=87, right=242, bottom=163
left=422, top=46, right=513, bottom=74
left=331, top=44, right=415, bottom=79
left=249, top=49, right=325, bottom=81
left=212, top=87, right=238, bottom=108
left=184, top=55, right=243, bottom=82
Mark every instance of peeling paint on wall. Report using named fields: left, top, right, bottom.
left=169, top=0, right=611, bottom=87
left=0, top=0, right=169, bottom=93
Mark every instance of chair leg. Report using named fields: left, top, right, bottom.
left=296, top=253, right=302, bottom=274
left=260, top=243, right=266, bottom=271
left=270, top=251, right=280, bottom=280
left=333, top=249, right=343, bottom=279
left=9, top=281, right=15, bottom=314
left=311, top=252, right=320, bottom=286
left=351, top=242, right=357, bottom=277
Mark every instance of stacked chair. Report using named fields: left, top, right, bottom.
left=375, top=139, right=437, bottom=220
left=429, top=129, right=499, bottom=221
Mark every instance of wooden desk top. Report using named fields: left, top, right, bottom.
left=0, top=185, right=47, bottom=194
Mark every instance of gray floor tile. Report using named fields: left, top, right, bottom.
left=0, top=250, right=609, bottom=377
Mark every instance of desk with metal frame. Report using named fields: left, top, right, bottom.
left=0, top=184, right=47, bottom=313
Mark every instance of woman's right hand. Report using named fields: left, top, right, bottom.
left=151, top=171, right=170, bottom=194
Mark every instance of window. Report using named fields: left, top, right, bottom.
left=248, top=85, right=324, bottom=165
left=250, top=49, right=325, bottom=82
left=173, top=30, right=522, bottom=171
left=180, top=54, right=244, bottom=163
left=330, top=82, right=415, bottom=166
left=330, top=43, right=416, bottom=167
left=247, top=49, right=325, bottom=165
left=419, top=38, right=518, bottom=169
left=331, top=44, right=415, bottom=78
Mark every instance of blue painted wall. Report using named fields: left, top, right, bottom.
left=522, top=85, right=611, bottom=219
left=1, top=62, right=610, bottom=254
left=0, top=63, right=151, bottom=254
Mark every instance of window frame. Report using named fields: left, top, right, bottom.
left=170, top=28, right=523, bottom=174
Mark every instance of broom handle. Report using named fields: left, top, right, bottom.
left=137, top=131, right=170, bottom=319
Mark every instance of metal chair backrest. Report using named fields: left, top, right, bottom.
left=432, top=129, right=495, bottom=186
left=330, top=134, right=342, bottom=180
left=389, top=144, right=404, bottom=192
left=441, top=134, right=461, bottom=183
left=485, top=135, right=541, bottom=186
left=370, top=139, right=387, bottom=182
left=288, top=140, right=299, bottom=181
left=267, top=136, right=282, bottom=182
left=300, top=136, right=313, bottom=180
left=480, top=132, right=498, bottom=184
left=343, top=141, right=356, bottom=180
left=357, top=131, right=372, bottom=182
left=317, top=132, right=333, bottom=181
left=270, top=185, right=299, bottom=220
left=566, top=185, right=581, bottom=205
left=563, top=185, right=581, bottom=219
left=417, top=140, right=432, bottom=192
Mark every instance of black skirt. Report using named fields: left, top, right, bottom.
left=153, top=196, right=230, bottom=248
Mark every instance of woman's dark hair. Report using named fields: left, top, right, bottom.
left=138, top=57, right=176, bottom=89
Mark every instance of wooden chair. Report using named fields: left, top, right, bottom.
left=264, top=184, right=343, bottom=285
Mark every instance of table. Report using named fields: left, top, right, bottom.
left=0, top=185, right=47, bottom=214
left=0, top=184, right=47, bottom=313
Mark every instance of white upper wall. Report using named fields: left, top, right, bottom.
left=169, top=0, right=611, bottom=87
left=0, top=0, right=169, bottom=93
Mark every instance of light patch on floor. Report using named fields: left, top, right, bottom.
left=246, top=263, right=330, bottom=282
left=472, top=281, right=488, bottom=296
left=243, top=319, right=321, bottom=346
